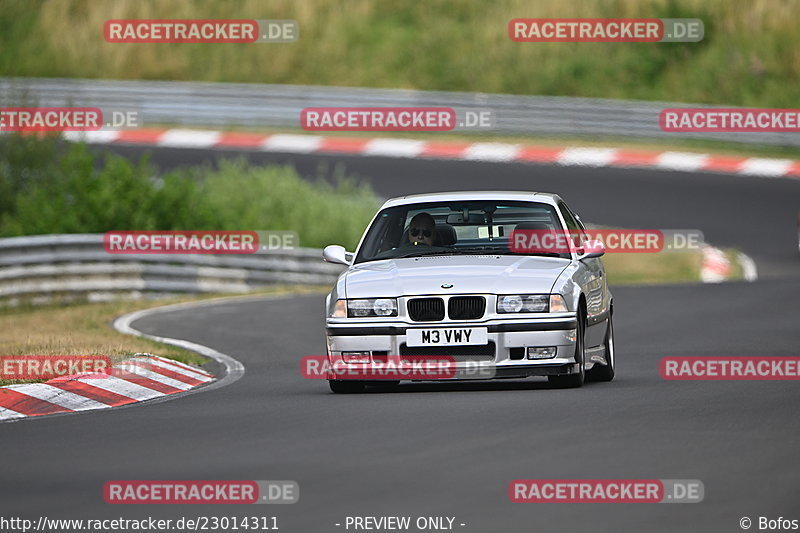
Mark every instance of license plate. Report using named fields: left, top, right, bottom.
left=406, top=327, right=488, bottom=347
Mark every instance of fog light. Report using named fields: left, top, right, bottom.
left=342, top=352, right=371, bottom=363
left=527, top=347, right=557, bottom=360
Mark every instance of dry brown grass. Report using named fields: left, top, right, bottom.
left=603, top=250, right=703, bottom=285
left=603, top=248, right=743, bottom=285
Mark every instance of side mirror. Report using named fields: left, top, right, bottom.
left=323, top=245, right=353, bottom=266
left=577, top=239, right=605, bottom=260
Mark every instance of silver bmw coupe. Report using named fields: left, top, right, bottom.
left=322, top=191, right=614, bottom=393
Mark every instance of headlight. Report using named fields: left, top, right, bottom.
left=497, top=294, right=549, bottom=313
left=496, top=294, right=569, bottom=313
left=346, top=298, right=398, bottom=317
left=372, top=298, right=397, bottom=316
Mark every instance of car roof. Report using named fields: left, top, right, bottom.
left=381, top=191, right=562, bottom=208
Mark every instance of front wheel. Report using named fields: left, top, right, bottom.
left=587, top=310, right=615, bottom=382
left=548, top=308, right=585, bottom=389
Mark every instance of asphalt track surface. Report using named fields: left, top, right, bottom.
left=2, top=145, right=799, bottom=533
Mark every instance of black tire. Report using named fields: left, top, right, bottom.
left=328, top=380, right=366, bottom=394
left=548, top=307, right=586, bottom=389
left=371, top=380, right=400, bottom=391
left=587, top=310, right=615, bottom=382
left=797, top=214, right=800, bottom=253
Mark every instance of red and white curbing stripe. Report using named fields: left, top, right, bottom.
left=699, top=245, right=758, bottom=283
left=64, top=129, right=800, bottom=178
left=700, top=245, right=732, bottom=283
left=0, top=354, right=213, bottom=421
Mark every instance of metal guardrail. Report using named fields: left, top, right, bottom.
left=0, top=234, right=343, bottom=305
left=1, top=77, right=797, bottom=147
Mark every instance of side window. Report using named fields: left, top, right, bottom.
left=558, top=201, right=580, bottom=231
left=572, top=209, right=586, bottom=231
left=558, top=201, right=587, bottom=248
left=356, top=209, right=405, bottom=260
left=381, top=212, right=406, bottom=252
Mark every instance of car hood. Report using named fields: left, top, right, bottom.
left=345, top=255, right=569, bottom=298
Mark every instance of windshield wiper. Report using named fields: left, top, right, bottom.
left=391, top=248, right=566, bottom=259
left=396, top=248, right=503, bottom=258
left=392, top=249, right=455, bottom=259
left=452, top=248, right=566, bottom=258
left=505, top=251, right=565, bottom=258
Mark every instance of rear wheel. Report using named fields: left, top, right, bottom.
left=328, top=380, right=366, bottom=394
left=587, top=310, right=615, bottom=382
left=548, top=308, right=585, bottom=389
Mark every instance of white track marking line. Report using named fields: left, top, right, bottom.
left=739, top=158, right=793, bottom=177
left=150, top=355, right=213, bottom=377
left=557, top=148, right=618, bottom=167
left=114, top=364, right=195, bottom=390
left=656, top=152, right=709, bottom=171
left=462, top=143, right=521, bottom=161
left=262, top=134, right=323, bottom=152
left=363, top=138, right=426, bottom=158
left=114, top=299, right=245, bottom=396
left=158, top=129, right=221, bottom=148
left=0, top=407, right=26, bottom=420
left=62, top=130, right=121, bottom=143
left=74, top=374, right=163, bottom=401
left=129, top=357, right=214, bottom=382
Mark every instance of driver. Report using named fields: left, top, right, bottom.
left=407, top=212, right=437, bottom=246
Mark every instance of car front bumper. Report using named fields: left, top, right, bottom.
left=325, top=316, right=580, bottom=381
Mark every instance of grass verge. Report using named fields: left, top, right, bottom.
left=604, top=248, right=743, bottom=285
left=604, top=251, right=702, bottom=285
left=1, top=0, right=797, bottom=108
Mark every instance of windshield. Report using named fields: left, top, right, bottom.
left=354, top=200, right=571, bottom=263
